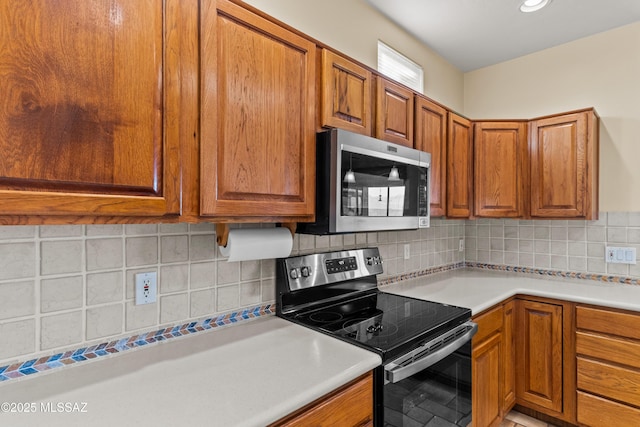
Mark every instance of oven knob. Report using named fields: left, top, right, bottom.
left=366, top=257, right=374, bottom=265
left=301, top=266, right=311, bottom=277
left=289, top=268, right=299, bottom=280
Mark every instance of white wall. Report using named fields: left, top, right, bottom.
left=464, top=22, right=640, bottom=212
left=244, top=1, right=639, bottom=211
left=243, top=0, right=465, bottom=112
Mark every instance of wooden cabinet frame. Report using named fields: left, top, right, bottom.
left=473, top=121, right=528, bottom=217
left=473, top=296, right=577, bottom=427
left=0, top=0, right=187, bottom=223
left=320, top=49, right=373, bottom=136
left=415, top=97, right=447, bottom=217
left=375, top=77, right=414, bottom=147
left=271, top=372, right=373, bottom=427
left=198, top=0, right=316, bottom=221
left=514, top=296, right=577, bottom=425
left=529, top=109, right=599, bottom=219
left=447, top=113, right=473, bottom=218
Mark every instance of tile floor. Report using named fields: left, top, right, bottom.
left=500, top=411, right=558, bottom=427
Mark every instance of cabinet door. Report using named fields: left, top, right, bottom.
left=447, top=113, right=473, bottom=218
left=473, top=332, right=503, bottom=427
left=516, top=300, right=563, bottom=413
left=502, top=300, right=516, bottom=412
left=375, top=77, right=414, bottom=147
left=415, top=97, right=447, bottom=217
left=200, top=0, right=315, bottom=219
left=0, top=0, right=181, bottom=218
left=321, top=49, right=372, bottom=136
left=474, top=122, right=528, bottom=217
left=530, top=110, right=598, bottom=219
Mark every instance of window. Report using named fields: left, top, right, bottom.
left=377, top=40, right=424, bottom=93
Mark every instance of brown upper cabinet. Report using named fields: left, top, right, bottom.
left=199, top=0, right=316, bottom=221
left=320, top=49, right=373, bottom=136
left=447, top=113, right=473, bottom=218
left=0, top=0, right=182, bottom=220
left=320, top=50, right=416, bottom=147
left=474, top=121, right=528, bottom=218
left=0, top=0, right=599, bottom=224
left=530, top=109, right=599, bottom=219
left=375, top=77, right=414, bottom=147
left=471, top=108, right=598, bottom=220
left=415, top=97, right=448, bottom=217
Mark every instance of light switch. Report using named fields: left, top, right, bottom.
left=625, top=248, right=637, bottom=264
left=606, top=246, right=637, bottom=264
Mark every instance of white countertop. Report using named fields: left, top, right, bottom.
left=380, top=268, right=640, bottom=315
left=4, top=268, right=639, bottom=426
left=0, top=316, right=381, bottom=427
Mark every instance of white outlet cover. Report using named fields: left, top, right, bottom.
left=605, top=246, right=637, bottom=265
left=135, top=272, right=157, bottom=305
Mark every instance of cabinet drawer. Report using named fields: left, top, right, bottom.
left=577, top=306, right=640, bottom=340
left=577, top=391, right=640, bottom=427
left=273, top=372, right=373, bottom=427
left=473, top=305, right=503, bottom=344
left=577, top=357, right=640, bottom=407
left=577, top=331, right=640, bottom=369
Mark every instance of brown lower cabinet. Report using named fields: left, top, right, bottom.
left=273, top=301, right=640, bottom=427
left=270, top=371, right=374, bottom=427
left=472, top=300, right=515, bottom=427
left=576, top=305, right=640, bottom=427
left=473, top=296, right=577, bottom=427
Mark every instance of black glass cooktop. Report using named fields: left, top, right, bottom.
left=289, top=291, right=471, bottom=361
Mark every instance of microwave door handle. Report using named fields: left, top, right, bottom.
left=384, top=321, right=478, bottom=384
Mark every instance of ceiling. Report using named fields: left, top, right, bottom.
left=365, top=0, right=640, bottom=72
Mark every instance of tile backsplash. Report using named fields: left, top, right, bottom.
left=0, top=219, right=464, bottom=367
left=1, top=213, right=638, bottom=367
left=464, top=212, right=640, bottom=278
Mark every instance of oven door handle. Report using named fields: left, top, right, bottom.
left=384, top=321, right=478, bottom=384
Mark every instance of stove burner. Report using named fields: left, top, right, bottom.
left=309, top=311, right=343, bottom=323
left=343, top=317, right=368, bottom=330
left=367, top=323, right=383, bottom=334
left=374, top=322, right=398, bottom=338
left=341, top=318, right=399, bottom=339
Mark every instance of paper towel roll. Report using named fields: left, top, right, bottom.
left=218, top=228, right=293, bottom=262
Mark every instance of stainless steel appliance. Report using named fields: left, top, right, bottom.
left=297, top=129, right=431, bottom=235
left=276, top=248, right=477, bottom=427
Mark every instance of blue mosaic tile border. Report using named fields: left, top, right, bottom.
left=378, top=262, right=466, bottom=286
left=0, top=303, right=274, bottom=384
left=4, top=263, right=638, bottom=384
left=380, top=261, right=640, bottom=287
left=466, top=262, right=640, bottom=285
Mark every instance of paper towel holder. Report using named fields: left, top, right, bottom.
left=216, top=223, right=297, bottom=248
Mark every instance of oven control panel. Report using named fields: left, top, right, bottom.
left=325, top=256, right=357, bottom=274
left=282, top=247, right=383, bottom=292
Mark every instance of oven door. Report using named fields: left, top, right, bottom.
left=382, top=322, right=477, bottom=427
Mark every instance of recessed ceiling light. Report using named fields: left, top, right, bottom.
left=520, top=0, right=551, bottom=13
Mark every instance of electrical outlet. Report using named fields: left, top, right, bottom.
left=404, top=244, right=410, bottom=260
left=459, top=238, right=464, bottom=252
left=135, top=272, right=157, bottom=305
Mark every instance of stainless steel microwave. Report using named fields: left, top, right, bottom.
left=298, top=129, right=431, bottom=235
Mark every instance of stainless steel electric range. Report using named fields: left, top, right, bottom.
left=276, top=248, right=477, bottom=427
